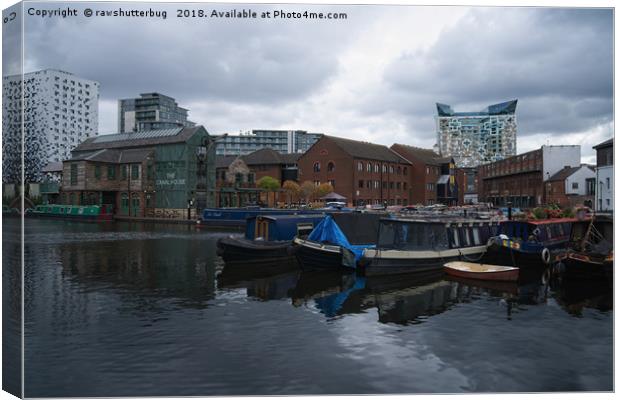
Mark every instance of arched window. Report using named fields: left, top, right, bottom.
left=313, top=162, right=321, bottom=172
left=367, top=163, right=372, bottom=172
left=397, top=167, right=401, bottom=175
left=403, top=167, right=408, bottom=176
left=358, top=162, right=363, bottom=171
left=374, top=163, right=379, bottom=173
left=382, top=164, right=387, bottom=173
left=327, top=162, right=335, bottom=172
left=390, top=165, right=394, bottom=174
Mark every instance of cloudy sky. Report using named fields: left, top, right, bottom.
left=6, top=1, right=614, bottom=163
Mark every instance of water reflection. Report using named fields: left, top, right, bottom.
left=8, top=219, right=613, bottom=396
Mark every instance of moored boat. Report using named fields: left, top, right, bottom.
left=443, top=261, right=519, bottom=282
left=553, top=214, right=613, bottom=281
left=361, top=218, right=501, bottom=277
left=293, top=212, right=383, bottom=271
left=25, top=204, right=114, bottom=221
left=486, top=217, right=584, bottom=268
left=216, top=214, right=326, bottom=263
left=200, top=205, right=349, bottom=228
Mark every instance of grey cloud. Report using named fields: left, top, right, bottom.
left=378, top=7, right=612, bottom=140
left=23, top=2, right=365, bottom=105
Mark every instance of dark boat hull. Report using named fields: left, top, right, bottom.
left=557, top=253, right=613, bottom=281
left=293, top=239, right=352, bottom=271
left=217, top=237, right=293, bottom=263
left=484, top=243, right=554, bottom=269
left=361, top=246, right=487, bottom=277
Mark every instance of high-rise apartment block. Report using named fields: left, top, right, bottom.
left=2, top=69, right=99, bottom=183
left=118, top=92, right=195, bottom=133
left=215, top=129, right=322, bottom=156
left=436, top=100, right=517, bottom=168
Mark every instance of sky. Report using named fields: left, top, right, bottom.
left=4, top=1, right=614, bottom=164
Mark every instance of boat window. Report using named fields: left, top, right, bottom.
left=297, top=223, right=314, bottom=238
left=451, top=228, right=460, bottom=247
left=472, top=227, right=481, bottom=245
left=378, top=221, right=448, bottom=250
left=460, top=227, right=471, bottom=247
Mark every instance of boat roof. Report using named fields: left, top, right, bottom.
left=384, top=217, right=499, bottom=226
left=255, top=214, right=326, bottom=221
left=504, top=217, right=585, bottom=225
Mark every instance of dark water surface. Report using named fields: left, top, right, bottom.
left=4, top=218, right=613, bottom=396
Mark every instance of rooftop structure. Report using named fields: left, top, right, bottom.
left=215, top=129, right=322, bottom=156
left=118, top=92, right=195, bottom=133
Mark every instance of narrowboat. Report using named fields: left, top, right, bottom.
left=199, top=205, right=350, bottom=228
left=25, top=204, right=114, bottom=221
left=553, top=214, right=613, bottom=281
left=486, top=218, right=582, bottom=268
left=293, top=212, right=384, bottom=271
left=216, top=214, right=326, bottom=263
left=361, top=218, right=500, bottom=277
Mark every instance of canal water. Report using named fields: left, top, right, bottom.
left=4, top=218, right=613, bottom=396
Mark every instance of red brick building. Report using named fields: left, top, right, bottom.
left=215, top=148, right=301, bottom=207
left=455, top=167, right=478, bottom=205
left=544, top=165, right=595, bottom=208
left=390, top=144, right=457, bottom=205
left=477, top=145, right=581, bottom=208
left=297, top=135, right=411, bottom=207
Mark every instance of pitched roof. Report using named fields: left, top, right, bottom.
left=42, top=161, right=63, bottom=173
left=547, top=165, right=583, bottom=181
left=238, top=148, right=302, bottom=166
left=390, top=143, right=450, bottom=166
left=67, top=148, right=153, bottom=164
left=216, top=155, right=239, bottom=169
left=241, top=148, right=283, bottom=165
left=73, top=126, right=206, bottom=152
left=322, top=136, right=411, bottom=164
left=593, top=138, right=613, bottom=149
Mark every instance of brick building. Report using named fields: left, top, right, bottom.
left=297, top=135, right=411, bottom=207
left=390, top=143, right=457, bottom=205
left=455, top=167, right=478, bottom=205
left=215, top=148, right=301, bottom=207
left=478, top=145, right=581, bottom=208
left=61, top=126, right=215, bottom=218
left=544, top=164, right=595, bottom=208
left=593, top=138, right=613, bottom=212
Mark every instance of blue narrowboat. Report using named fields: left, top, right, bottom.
left=200, top=205, right=350, bottom=228
left=486, top=218, right=582, bottom=267
left=216, top=214, right=327, bottom=263
left=293, top=212, right=384, bottom=271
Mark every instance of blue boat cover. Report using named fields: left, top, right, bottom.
left=308, top=215, right=376, bottom=265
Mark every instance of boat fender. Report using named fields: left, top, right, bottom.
left=541, top=248, right=551, bottom=265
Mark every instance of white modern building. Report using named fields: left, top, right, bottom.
left=593, top=138, right=613, bottom=212
left=215, top=130, right=322, bottom=156
left=2, top=69, right=99, bottom=183
left=436, top=100, right=517, bottom=168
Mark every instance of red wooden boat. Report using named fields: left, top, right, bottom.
left=443, top=261, right=519, bottom=282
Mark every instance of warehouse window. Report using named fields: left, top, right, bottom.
left=131, top=165, right=139, bottom=180
left=313, top=162, right=320, bottom=172
left=327, top=162, right=335, bottom=172
left=70, top=163, right=77, bottom=185
left=107, top=165, right=116, bottom=180
left=94, top=165, right=101, bottom=180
